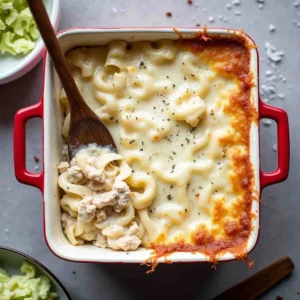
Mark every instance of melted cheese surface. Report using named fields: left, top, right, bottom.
left=60, top=38, right=256, bottom=256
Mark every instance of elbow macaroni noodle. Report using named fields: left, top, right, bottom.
left=58, top=39, right=254, bottom=253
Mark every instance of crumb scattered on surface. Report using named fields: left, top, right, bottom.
left=34, top=155, right=40, bottom=163
left=234, top=10, right=242, bottom=16
left=265, top=42, right=284, bottom=63
left=262, top=119, right=272, bottom=126
left=166, top=11, right=172, bottom=17
left=269, top=24, right=276, bottom=32
left=232, top=0, right=241, bottom=5
left=187, top=0, right=193, bottom=4
left=208, top=16, right=214, bottom=23
left=273, top=144, right=278, bottom=152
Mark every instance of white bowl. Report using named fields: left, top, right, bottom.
left=0, top=0, right=60, bottom=85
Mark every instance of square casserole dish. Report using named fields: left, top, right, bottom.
left=14, top=28, right=290, bottom=265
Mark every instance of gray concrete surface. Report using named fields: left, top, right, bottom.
left=0, top=0, right=299, bottom=299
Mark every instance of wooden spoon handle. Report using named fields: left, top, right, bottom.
left=26, top=0, right=86, bottom=113
left=213, top=256, right=294, bottom=300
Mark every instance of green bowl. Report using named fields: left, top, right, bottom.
left=0, top=246, right=71, bottom=299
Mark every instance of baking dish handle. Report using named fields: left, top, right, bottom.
left=14, top=102, right=43, bottom=191
left=259, top=101, right=290, bottom=190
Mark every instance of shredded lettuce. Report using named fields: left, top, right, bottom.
left=0, top=0, right=40, bottom=56
left=0, top=261, right=58, bottom=300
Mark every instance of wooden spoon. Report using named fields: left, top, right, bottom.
left=27, top=0, right=116, bottom=159
left=213, top=256, right=294, bottom=300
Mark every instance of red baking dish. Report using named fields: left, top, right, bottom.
left=13, top=28, right=290, bottom=265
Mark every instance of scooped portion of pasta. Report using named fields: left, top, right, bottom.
left=58, top=144, right=143, bottom=251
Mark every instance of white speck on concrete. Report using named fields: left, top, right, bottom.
left=226, top=3, right=232, bottom=9
left=208, top=16, right=214, bottom=23
left=282, top=77, right=287, bottom=83
left=258, top=4, right=264, bottom=9
left=232, top=0, right=241, bottom=5
left=297, top=22, right=300, bottom=28
left=277, top=93, right=285, bottom=100
left=234, top=10, right=242, bottom=16
left=268, top=24, right=276, bottom=32
left=294, top=1, right=300, bottom=7
left=261, top=85, right=276, bottom=95
left=266, top=75, right=277, bottom=82
left=265, top=42, right=284, bottom=63
left=5, top=228, right=9, bottom=233
left=34, top=165, right=40, bottom=171
left=272, top=144, right=278, bottom=152
left=203, top=8, right=207, bottom=12
left=223, top=17, right=228, bottom=22
left=195, top=3, right=199, bottom=7
left=111, top=7, right=117, bottom=15
left=265, top=70, right=273, bottom=76
left=262, top=119, right=272, bottom=126
left=218, top=15, right=224, bottom=20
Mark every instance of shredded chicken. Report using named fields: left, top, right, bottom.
left=128, top=222, right=140, bottom=236
left=78, top=196, right=96, bottom=223
left=93, top=232, right=108, bottom=248
left=58, top=161, right=70, bottom=174
left=96, top=209, right=107, bottom=222
left=101, top=222, right=141, bottom=251
left=107, top=235, right=141, bottom=251
left=83, top=165, right=105, bottom=182
left=93, top=190, right=118, bottom=209
left=67, top=165, right=84, bottom=184
left=61, top=212, right=76, bottom=229
left=112, top=180, right=131, bottom=213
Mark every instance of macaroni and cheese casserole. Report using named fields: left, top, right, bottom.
left=57, top=35, right=257, bottom=266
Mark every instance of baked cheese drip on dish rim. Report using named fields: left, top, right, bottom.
left=58, top=36, right=257, bottom=261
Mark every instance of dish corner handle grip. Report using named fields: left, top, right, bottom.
left=260, top=101, right=290, bottom=190
left=14, top=102, right=43, bottom=191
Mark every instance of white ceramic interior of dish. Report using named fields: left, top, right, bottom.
left=43, top=28, right=260, bottom=263
left=0, top=0, right=60, bottom=85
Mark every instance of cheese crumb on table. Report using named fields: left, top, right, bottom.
left=208, top=16, right=215, bottom=23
